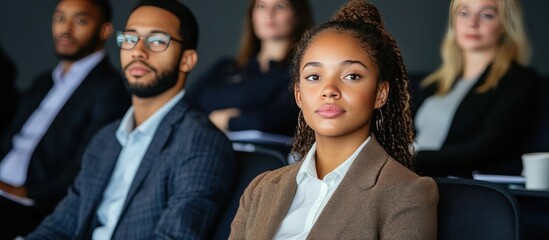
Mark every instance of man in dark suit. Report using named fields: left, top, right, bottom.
left=0, top=0, right=130, bottom=238
left=27, top=0, right=236, bottom=239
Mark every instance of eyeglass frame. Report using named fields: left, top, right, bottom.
left=116, top=31, right=184, bottom=52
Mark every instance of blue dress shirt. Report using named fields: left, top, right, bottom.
left=92, top=91, right=185, bottom=240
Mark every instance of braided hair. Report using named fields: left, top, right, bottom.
left=290, top=0, right=415, bottom=169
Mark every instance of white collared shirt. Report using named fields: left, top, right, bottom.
left=273, top=136, right=371, bottom=240
left=92, top=90, right=184, bottom=240
left=0, top=50, right=105, bottom=187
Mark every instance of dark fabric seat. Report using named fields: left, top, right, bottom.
left=434, top=177, right=521, bottom=240
left=532, top=75, right=549, bottom=152
left=511, top=189, right=549, bottom=239
left=212, top=144, right=288, bottom=240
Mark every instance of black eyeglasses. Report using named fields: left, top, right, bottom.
left=116, top=31, right=183, bottom=52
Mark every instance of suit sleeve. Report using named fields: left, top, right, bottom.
left=25, top=129, right=110, bottom=240
left=26, top=169, right=85, bottom=239
left=381, top=176, right=438, bottom=240
left=415, top=68, right=540, bottom=176
left=154, top=126, right=237, bottom=239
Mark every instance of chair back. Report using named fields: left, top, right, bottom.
left=212, top=144, right=287, bottom=239
left=533, top=75, right=549, bottom=152
left=434, top=177, right=521, bottom=240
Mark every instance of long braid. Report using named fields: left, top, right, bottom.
left=384, top=31, right=415, bottom=169
left=291, top=110, right=315, bottom=160
left=372, top=20, right=415, bottom=168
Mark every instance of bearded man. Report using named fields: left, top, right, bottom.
left=27, top=0, right=236, bottom=239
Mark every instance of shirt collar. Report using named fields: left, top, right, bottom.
left=52, top=50, right=105, bottom=85
left=116, top=90, right=185, bottom=146
left=296, top=136, right=372, bottom=184
left=296, top=143, right=318, bottom=183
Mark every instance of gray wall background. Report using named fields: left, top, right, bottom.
left=1, top=0, right=547, bottom=91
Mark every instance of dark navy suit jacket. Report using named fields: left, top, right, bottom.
left=27, top=98, right=237, bottom=239
left=0, top=57, right=130, bottom=212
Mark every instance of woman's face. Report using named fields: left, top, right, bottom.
left=454, top=0, right=504, bottom=53
left=252, top=0, right=296, bottom=41
left=295, top=31, right=388, bottom=141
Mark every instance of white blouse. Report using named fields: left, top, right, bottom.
left=272, top=137, right=371, bottom=239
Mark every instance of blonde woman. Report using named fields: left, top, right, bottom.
left=414, top=0, right=540, bottom=177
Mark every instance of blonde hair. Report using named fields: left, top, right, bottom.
left=422, top=0, right=530, bottom=94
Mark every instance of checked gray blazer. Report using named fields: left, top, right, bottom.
left=27, top=98, right=236, bottom=239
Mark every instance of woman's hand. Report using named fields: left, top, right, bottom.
left=209, top=108, right=241, bottom=132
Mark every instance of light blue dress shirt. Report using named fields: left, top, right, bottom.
left=92, top=90, right=184, bottom=240
left=0, top=50, right=105, bottom=187
left=273, top=136, right=371, bottom=239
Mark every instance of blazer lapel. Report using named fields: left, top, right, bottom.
left=117, top=99, right=188, bottom=219
left=77, top=125, right=122, bottom=235
left=55, top=58, right=110, bottom=122
left=251, top=162, right=301, bottom=239
left=307, top=136, right=389, bottom=239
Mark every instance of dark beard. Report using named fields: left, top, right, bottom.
left=54, top=27, right=102, bottom=61
left=123, top=60, right=180, bottom=98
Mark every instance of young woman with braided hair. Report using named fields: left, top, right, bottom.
left=229, top=1, right=438, bottom=239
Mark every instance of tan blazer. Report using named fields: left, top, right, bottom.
left=230, top=137, right=438, bottom=240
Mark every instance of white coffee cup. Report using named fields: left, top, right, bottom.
left=522, top=152, right=549, bottom=190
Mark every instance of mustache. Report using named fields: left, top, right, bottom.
left=55, top=32, right=74, bottom=41
left=123, top=60, right=158, bottom=73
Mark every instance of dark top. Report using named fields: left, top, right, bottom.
left=186, top=57, right=299, bottom=136
left=413, top=62, right=541, bottom=177
left=0, top=48, right=18, bottom=136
